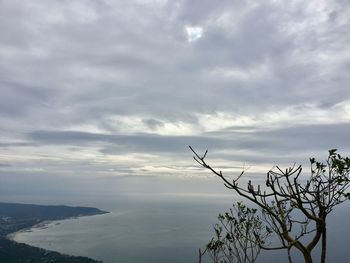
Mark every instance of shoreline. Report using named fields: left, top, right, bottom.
left=6, top=220, right=54, bottom=242
left=5, top=211, right=111, bottom=255
left=7, top=212, right=109, bottom=244
left=0, top=203, right=109, bottom=262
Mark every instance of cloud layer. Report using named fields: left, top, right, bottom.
left=0, top=0, right=349, bottom=193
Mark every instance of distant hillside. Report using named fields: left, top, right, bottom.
left=0, top=238, right=102, bottom=263
left=0, top=202, right=108, bottom=236
left=0, top=202, right=108, bottom=263
left=0, top=202, right=108, bottom=221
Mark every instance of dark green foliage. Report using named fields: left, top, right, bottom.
left=0, top=202, right=108, bottom=221
left=0, top=238, right=102, bottom=263
left=200, top=202, right=269, bottom=263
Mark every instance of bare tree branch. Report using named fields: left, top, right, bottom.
left=192, top=147, right=350, bottom=263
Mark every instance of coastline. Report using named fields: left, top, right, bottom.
left=6, top=220, right=54, bottom=242
left=0, top=202, right=109, bottom=262
left=7, top=212, right=109, bottom=244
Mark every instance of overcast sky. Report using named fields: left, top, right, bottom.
left=0, top=0, right=350, bottom=199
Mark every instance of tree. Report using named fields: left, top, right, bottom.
left=199, top=202, right=270, bottom=263
left=190, top=147, right=350, bottom=263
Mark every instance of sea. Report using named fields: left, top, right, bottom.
left=13, top=193, right=240, bottom=263
left=7, top=177, right=350, bottom=263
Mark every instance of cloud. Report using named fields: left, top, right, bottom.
left=25, top=121, right=350, bottom=162
left=0, top=0, right=349, bottom=187
left=0, top=163, right=11, bottom=167
left=185, top=26, right=203, bottom=42
left=0, top=81, right=54, bottom=117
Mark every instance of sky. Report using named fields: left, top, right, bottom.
left=0, top=0, right=350, bottom=200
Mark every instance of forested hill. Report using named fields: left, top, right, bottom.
left=0, top=202, right=107, bottom=222
left=0, top=202, right=108, bottom=263
left=0, top=202, right=108, bottom=236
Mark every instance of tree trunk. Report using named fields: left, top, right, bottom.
left=321, top=222, right=327, bottom=263
left=302, top=251, right=313, bottom=263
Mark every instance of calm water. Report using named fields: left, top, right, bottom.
left=13, top=195, right=237, bottom=263
left=11, top=189, right=350, bottom=263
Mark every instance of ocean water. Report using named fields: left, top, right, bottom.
left=13, top=195, right=238, bottom=263
left=9, top=176, right=350, bottom=263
